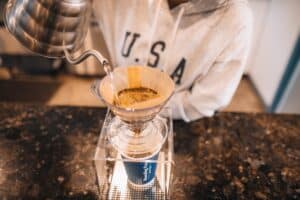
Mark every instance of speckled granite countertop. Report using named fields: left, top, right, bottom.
left=0, top=103, right=299, bottom=199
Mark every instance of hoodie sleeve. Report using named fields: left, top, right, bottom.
left=166, top=21, right=253, bottom=122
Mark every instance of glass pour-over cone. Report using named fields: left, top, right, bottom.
left=93, top=65, right=175, bottom=128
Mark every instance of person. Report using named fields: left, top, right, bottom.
left=92, top=0, right=253, bottom=122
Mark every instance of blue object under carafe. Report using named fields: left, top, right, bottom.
left=123, top=153, right=159, bottom=186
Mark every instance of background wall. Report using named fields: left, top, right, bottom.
left=246, top=0, right=300, bottom=109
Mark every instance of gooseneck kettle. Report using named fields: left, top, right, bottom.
left=4, top=0, right=109, bottom=66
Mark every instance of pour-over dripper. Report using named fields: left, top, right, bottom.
left=91, top=66, right=175, bottom=130
left=91, top=66, right=174, bottom=188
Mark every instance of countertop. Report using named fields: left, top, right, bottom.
left=0, top=103, right=299, bottom=199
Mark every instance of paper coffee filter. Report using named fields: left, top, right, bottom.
left=100, top=66, right=174, bottom=109
left=99, top=66, right=174, bottom=123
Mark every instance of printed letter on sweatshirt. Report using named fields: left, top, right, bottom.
left=171, top=58, right=186, bottom=85
left=148, top=41, right=166, bottom=68
left=121, top=31, right=141, bottom=57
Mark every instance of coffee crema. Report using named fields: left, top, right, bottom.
left=114, top=87, right=159, bottom=107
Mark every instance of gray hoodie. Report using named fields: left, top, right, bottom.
left=94, top=0, right=253, bottom=121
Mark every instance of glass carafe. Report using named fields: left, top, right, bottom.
left=94, top=108, right=174, bottom=199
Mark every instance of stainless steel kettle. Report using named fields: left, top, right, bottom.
left=4, top=0, right=91, bottom=57
left=3, top=0, right=109, bottom=66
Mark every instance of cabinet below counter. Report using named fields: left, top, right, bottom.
left=0, top=103, right=299, bottom=199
